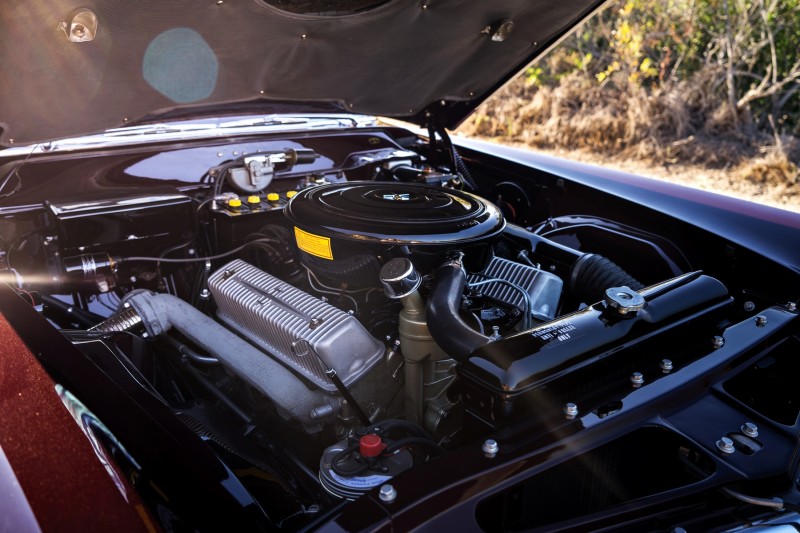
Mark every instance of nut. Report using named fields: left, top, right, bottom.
left=379, top=484, right=397, bottom=503
left=482, top=439, right=499, bottom=457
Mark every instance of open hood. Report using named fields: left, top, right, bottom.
left=0, top=0, right=607, bottom=146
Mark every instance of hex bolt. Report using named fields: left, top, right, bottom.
left=564, top=403, right=579, bottom=420
left=716, top=437, right=735, bottom=454
left=787, top=302, right=797, bottom=312
left=379, top=484, right=397, bottom=503
left=712, top=336, right=725, bottom=349
left=660, top=359, right=674, bottom=373
left=630, top=372, right=644, bottom=388
left=755, top=315, right=767, bottom=327
left=741, top=422, right=759, bottom=438
left=482, top=439, right=499, bottom=458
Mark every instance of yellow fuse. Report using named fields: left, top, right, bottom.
left=247, top=195, right=261, bottom=204
left=266, top=192, right=280, bottom=202
left=286, top=190, right=297, bottom=199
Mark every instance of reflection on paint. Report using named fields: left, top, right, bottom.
left=142, top=28, right=218, bottom=103
left=56, top=384, right=142, bottom=502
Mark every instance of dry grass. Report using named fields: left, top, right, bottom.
left=458, top=73, right=800, bottom=212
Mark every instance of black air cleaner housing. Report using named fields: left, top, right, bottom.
left=284, top=182, right=505, bottom=275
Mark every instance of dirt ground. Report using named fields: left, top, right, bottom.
left=462, top=136, right=800, bottom=214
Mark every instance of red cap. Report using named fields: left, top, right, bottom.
left=359, top=434, right=386, bottom=457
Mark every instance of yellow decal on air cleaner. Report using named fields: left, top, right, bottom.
left=294, top=227, right=333, bottom=260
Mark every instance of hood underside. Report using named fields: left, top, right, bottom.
left=0, top=0, right=607, bottom=146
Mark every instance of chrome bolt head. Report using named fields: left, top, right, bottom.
left=482, top=439, right=499, bottom=458
left=787, top=302, right=797, bottom=312
left=716, top=437, right=735, bottom=454
left=712, top=336, right=725, bottom=349
left=379, top=484, right=397, bottom=503
left=630, top=372, right=644, bottom=388
left=755, top=315, right=767, bottom=327
left=660, top=359, right=674, bottom=373
left=564, top=403, right=578, bottom=420
left=741, top=422, right=759, bottom=438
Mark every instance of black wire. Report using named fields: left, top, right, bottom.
left=384, top=437, right=446, bottom=456
left=122, top=238, right=280, bottom=263
left=330, top=442, right=368, bottom=477
left=195, top=197, right=215, bottom=216
left=155, top=237, right=197, bottom=282
left=437, top=125, right=479, bottom=191
left=5, top=228, right=44, bottom=271
left=330, top=434, right=445, bottom=478
left=211, top=159, right=243, bottom=199
left=0, top=142, right=39, bottom=201
left=373, top=419, right=433, bottom=439
left=95, top=293, right=117, bottom=313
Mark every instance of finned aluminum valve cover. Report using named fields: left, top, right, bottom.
left=208, top=259, right=384, bottom=392
left=468, top=256, right=563, bottom=321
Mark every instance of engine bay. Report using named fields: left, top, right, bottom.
left=1, top=125, right=799, bottom=530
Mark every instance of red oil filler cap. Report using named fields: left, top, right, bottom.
left=359, top=434, right=386, bottom=457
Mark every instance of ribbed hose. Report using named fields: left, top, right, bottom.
left=454, top=151, right=479, bottom=191
left=88, top=307, right=143, bottom=332
left=571, top=254, right=645, bottom=304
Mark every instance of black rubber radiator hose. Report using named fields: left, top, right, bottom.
left=426, top=257, right=491, bottom=361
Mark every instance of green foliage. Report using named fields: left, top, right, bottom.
left=531, top=0, right=800, bottom=135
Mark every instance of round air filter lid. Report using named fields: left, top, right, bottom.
left=285, top=182, right=505, bottom=246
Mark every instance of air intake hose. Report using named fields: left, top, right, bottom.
left=98, top=290, right=339, bottom=429
left=571, top=254, right=644, bottom=303
left=426, top=257, right=491, bottom=361
left=502, top=224, right=644, bottom=304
